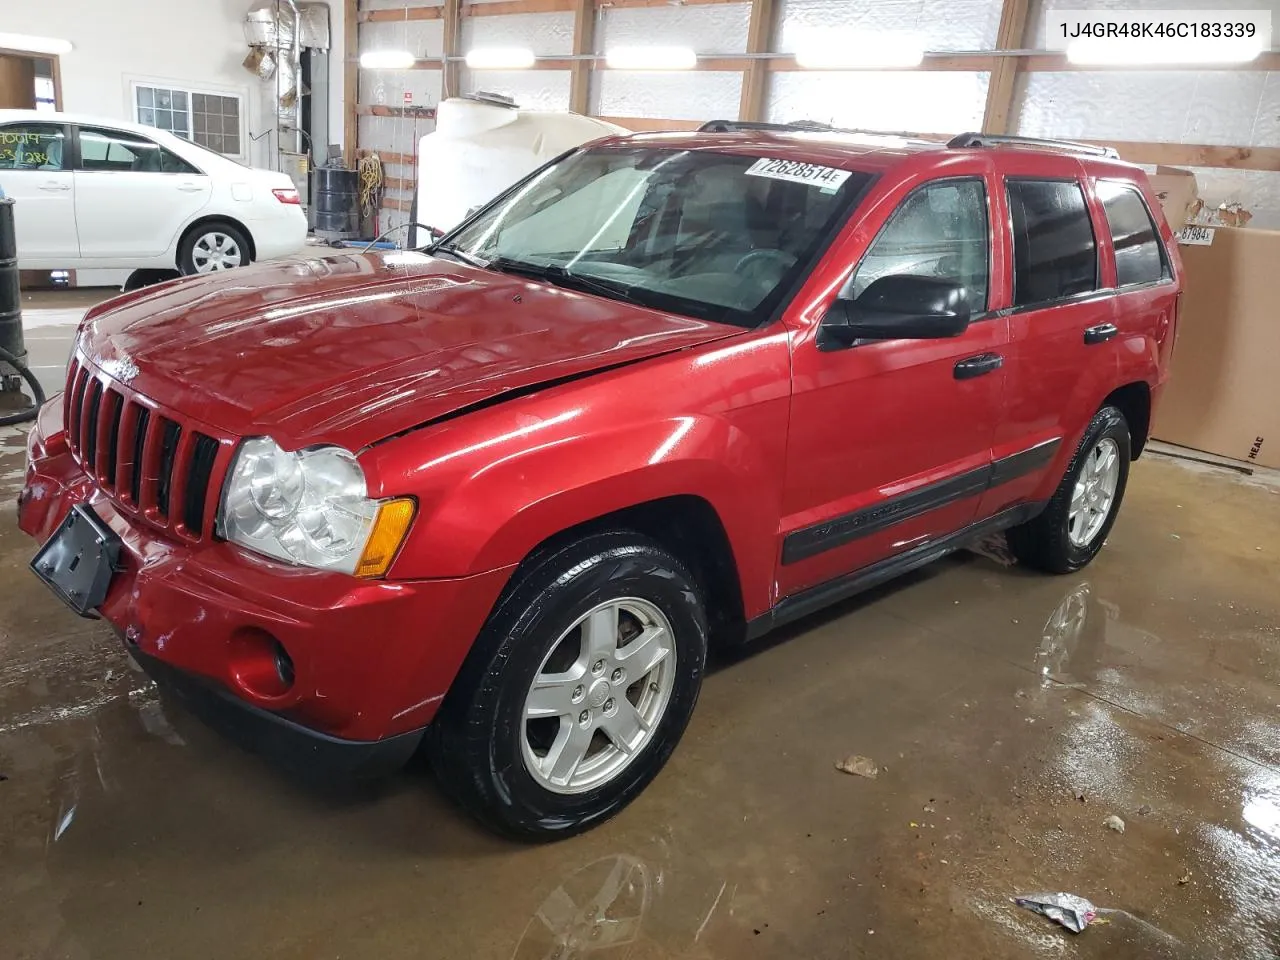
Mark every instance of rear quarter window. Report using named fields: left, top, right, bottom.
left=1097, top=181, right=1169, bottom=287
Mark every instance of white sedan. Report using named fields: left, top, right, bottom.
left=0, top=110, right=307, bottom=275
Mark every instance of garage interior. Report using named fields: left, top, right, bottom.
left=2, top=1, right=1280, bottom=958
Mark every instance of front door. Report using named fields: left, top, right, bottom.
left=0, top=121, right=78, bottom=267
left=72, top=125, right=212, bottom=261
left=779, top=172, right=1007, bottom=600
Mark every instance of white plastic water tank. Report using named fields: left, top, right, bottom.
left=413, top=97, right=629, bottom=246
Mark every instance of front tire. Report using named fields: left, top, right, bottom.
left=179, top=222, right=251, bottom=274
left=1007, top=405, right=1131, bottom=573
left=428, top=532, right=707, bottom=841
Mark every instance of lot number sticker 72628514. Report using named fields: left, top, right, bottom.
left=745, top=157, right=852, bottom=193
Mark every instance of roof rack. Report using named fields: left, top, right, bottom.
left=947, top=133, right=1119, bottom=159
left=698, top=120, right=835, bottom=133
left=697, top=120, right=942, bottom=141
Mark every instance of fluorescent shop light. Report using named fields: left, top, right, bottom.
left=604, top=46, right=698, bottom=70
left=464, top=47, right=537, bottom=69
left=359, top=50, right=416, bottom=69
left=0, top=33, right=74, bottom=55
left=1066, top=37, right=1265, bottom=65
left=795, top=34, right=925, bottom=69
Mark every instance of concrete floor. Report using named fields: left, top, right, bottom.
left=2, top=292, right=1279, bottom=959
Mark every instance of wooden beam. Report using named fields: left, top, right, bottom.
left=401, top=57, right=575, bottom=70
left=344, top=0, right=358, bottom=165
left=382, top=197, right=415, bottom=212
left=358, top=149, right=418, bottom=165
left=599, top=0, right=742, bottom=7
left=442, top=0, right=461, bottom=97
left=981, top=0, right=1030, bottom=134
left=1085, top=140, right=1280, bottom=171
left=358, top=104, right=439, bottom=119
left=465, top=0, right=573, bottom=14
left=569, top=0, right=595, bottom=114
left=739, top=0, right=777, bottom=122
left=767, top=55, right=1001, bottom=72
left=363, top=0, right=739, bottom=19
left=360, top=6, right=442, bottom=23
left=382, top=175, right=417, bottom=192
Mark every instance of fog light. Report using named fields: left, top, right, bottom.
left=229, top=628, right=295, bottom=699
left=274, top=641, right=295, bottom=688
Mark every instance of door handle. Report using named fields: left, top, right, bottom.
left=1084, top=322, right=1119, bottom=345
left=954, top=353, right=1004, bottom=380
left=176, top=182, right=204, bottom=192
left=39, top=182, right=71, bottom=192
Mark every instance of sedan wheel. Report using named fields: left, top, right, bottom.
left=179, top=223, right=251, bottom=275
left=191, top=231, right=244, bottom=272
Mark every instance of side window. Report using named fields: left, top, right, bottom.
left=159, top=149, right=199, bottom=175
left=77, top=127, right=198, bottom=175
left=1007, top=179, right=1097, bottom=307
left=0, top=124, right=66, bottom=171
left=1097, top=181, right=1167, bottom=287
left=849, top=178, right=989, bottom=315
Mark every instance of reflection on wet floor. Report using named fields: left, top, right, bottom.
left=2, top=434, right=1279, bottom=957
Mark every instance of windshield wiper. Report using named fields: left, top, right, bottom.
left=487, top=257, right=643, bottom=305
left=429, top=242, right=488, bottom=269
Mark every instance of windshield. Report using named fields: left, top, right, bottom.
left=439, top=146, right=870, bottom=327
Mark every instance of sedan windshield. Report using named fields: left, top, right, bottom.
left=438, top=146, right=869, bottom=327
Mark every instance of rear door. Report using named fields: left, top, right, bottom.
left=0, top=121, right=78, bottom=266
left=780, top=166, right=1008, bottom=598
left=72, top=125, right=212, bottom=261
left=1094, top=176, right=1178, bottom=379
left=977, top=160, right=1118, bottom=517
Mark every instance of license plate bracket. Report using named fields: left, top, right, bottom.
left=31, top=504, right=123, bottom=618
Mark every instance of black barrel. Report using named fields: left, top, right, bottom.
left=311, top=167, right=360, bottom=240
left=0, top=197, right=25, bottom=373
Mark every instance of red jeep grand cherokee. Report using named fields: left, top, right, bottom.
left=18, top=124, right=1180, bottom=838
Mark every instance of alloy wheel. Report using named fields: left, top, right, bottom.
left=521, top=597, right=677, bottom=794
left=1068, top=437, right=1120, bottom=547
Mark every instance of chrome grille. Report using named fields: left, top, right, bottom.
left=64, top=357, right=234, bottom=543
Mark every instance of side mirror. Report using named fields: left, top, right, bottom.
left=819, top=275, right=971, bottom=350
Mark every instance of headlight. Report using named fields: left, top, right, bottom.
left=219, top=437, right=414, bottom=577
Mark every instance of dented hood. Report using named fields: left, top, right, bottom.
left=81, top=252, right=742, bottom=450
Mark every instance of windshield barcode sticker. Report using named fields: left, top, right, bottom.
left=746, top=158, right=852, bottom=192
left=1177, top=225, right=1215, bottom=245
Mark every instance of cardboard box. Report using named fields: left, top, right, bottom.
left=1153, top=225, right=1280, bottom=469
left=1147, top=165, right=1199, bottom=229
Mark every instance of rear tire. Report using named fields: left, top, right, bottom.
left=179, top=222, right=251, bottom=274
left=1007, top=405, right=1131, bottom=574
left=427, top=531, right=707, bottom=841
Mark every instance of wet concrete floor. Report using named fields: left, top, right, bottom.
left=2, top=296, right=1279, bottom=959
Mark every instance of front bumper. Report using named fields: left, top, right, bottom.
left=18, top=398, right=514, bottom=748
left=131, top=649, right=424, bottom=778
